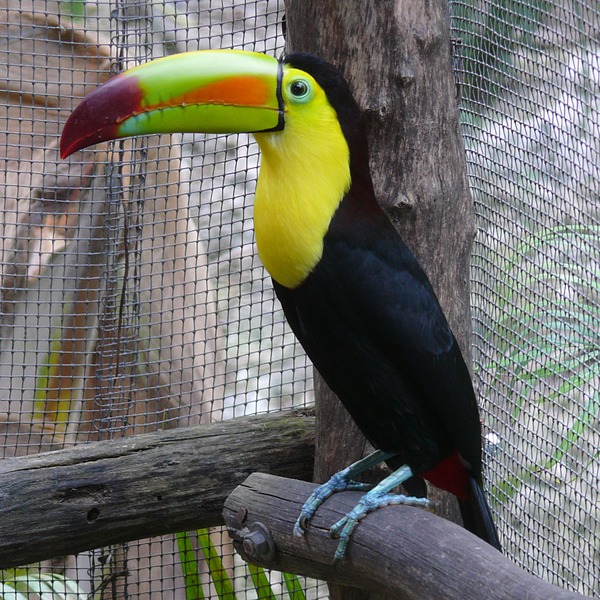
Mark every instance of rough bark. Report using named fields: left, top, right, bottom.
left=224, top=474, right=587, bottom=600
left=0, top=409, right=314, bottom=569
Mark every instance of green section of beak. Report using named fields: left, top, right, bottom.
left=61, top=50, right=283, bottom=158
left=122, top=50, right=283, bottom=134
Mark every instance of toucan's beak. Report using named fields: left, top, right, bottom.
left=60, top=50, right=283, bottom=159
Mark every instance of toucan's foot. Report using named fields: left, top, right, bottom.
left=329, top=490, right=432, bottom=563
left=293, top=449, right=394, bottom=538
left=293, top=473, right=371, bottom=537
left=297, top=461, right=430, bottom=563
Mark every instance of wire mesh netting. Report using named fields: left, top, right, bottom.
left=1, top=0, right=599, bottom=598
left=451, top=0, right=600, bottom=596
left=1, top=0, right=320, bottom=597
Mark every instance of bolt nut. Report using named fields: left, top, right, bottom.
left=241, top=522, right=276, bottom=561
left=243, top=530, right=268, bottom=556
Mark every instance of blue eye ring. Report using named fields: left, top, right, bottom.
left=287, top=78, right=313, bottom=103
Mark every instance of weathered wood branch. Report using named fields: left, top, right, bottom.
left=0, top=408, right=314, bottom=569
left=0, top=412, right=590, bottom=599
left=224, top=473, right=589, bottom=600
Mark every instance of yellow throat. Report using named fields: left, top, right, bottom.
left=253, top=66, right=351, bottom=289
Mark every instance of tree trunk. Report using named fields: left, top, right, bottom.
left=285, top=2, right=474, bottom=597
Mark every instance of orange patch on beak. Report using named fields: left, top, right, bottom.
left=166, top=76, right=271, bottom=109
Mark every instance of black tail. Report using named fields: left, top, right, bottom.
left=458, top=476, right=502, bottom=551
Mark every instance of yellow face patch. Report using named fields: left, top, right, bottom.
left=253, top=66, right=351, bottom=289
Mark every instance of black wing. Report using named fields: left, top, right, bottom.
left=273, top=214, right=482, bottom=478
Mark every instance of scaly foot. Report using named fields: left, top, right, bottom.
left=297, top=459, right=432, bottom=563
left=293, top=449, right=394, bottom=537
left=330, top=488, right=431, bottom=563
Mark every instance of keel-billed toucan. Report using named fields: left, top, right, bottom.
left=60, top=50, right=502, bottom=560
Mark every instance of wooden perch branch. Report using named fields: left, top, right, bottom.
left=0, top=409, right=314, bottom=569
left=0, top=410, right=590, bottom=599
left=223, top=473, right=589, bottom=600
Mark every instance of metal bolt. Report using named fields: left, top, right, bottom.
left=243, top=530, right=268, bottom=556
left=241, top=522, right=275, bottom=561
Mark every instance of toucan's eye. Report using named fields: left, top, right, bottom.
left=287, top=78, right=313, bottom=103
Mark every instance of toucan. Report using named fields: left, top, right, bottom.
left=60, top=49, right=502, bottom=561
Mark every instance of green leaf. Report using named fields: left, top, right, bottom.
left=196, top=529, right=236, bottom=600
left=0, top=583, right=28, bottom=600
left=0, top=570, right=86, bottom=600
left=60, top=0, right=86, bottom=20
left=282, top=572, right=306, bottom=600
left=175, top=532, right=205, bottom=600
left=542, top=394, right=600, bottom=472
left=247, top=564, right=277, bottom=600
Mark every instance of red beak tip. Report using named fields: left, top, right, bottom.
left=59, top=139, right=77, bottom=160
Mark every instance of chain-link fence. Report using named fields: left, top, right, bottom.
left=1, top=0, right=599, bottom=598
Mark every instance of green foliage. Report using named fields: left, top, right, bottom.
left=196, top=529, right=236, bottom=600
left=281, top=572, right=306, bottom=600
left=480, top=225, right=600, bottom=504
left=176, top=532, right=206, bottom=600
left=34, top=327, right=73, bottom=432
left=60, top=0, right=86, bottom=20
left=247, top=565, right=277, bottom=600
left=176, top=529, right=306, bottom=600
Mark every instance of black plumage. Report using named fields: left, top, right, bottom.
left=276, top=53, right=500, bottom=550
